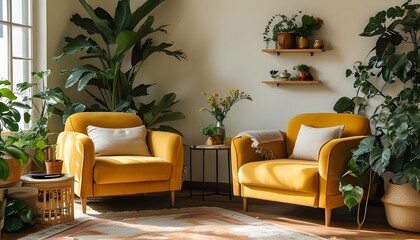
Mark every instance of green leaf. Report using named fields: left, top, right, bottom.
left=130, top=0, right=164, bottom=30
left=77, top=72, right=96, bottom=91
left=78, top=0, right=115, bottom=44
left=0, top=158, right=10, bottom=180
left=4, top=215, right=22, bottom=232
left=16, top=82, right=36, bottom=91
left=339, top=182, right=363, bottom=209
left=369, top=147, right=389, bottom=175
left=18, top=209, right=33, bottom=223
left=70, top=14, right=101, bottom=35
left=386, top=52, right=407, bottom=72
left=5, top=145, right=28, bottom=162
left=114, top=0, right=131, bottom=33
left=5, top=199, right=26, bottom=217
left=352, top=137, right=376, bottom=156
left=0, top=88, right=17, bottom=100
left=345, top=69, right=353, bottom=78
left=333, top=96, right=355, bottom=113
left=0, top=102, right=9, bottom=113
left=11, top=102, right=31, bottom=110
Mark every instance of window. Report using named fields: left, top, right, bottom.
left=0, top=0, right=33, bottom=90
left=0, top=0, right=33, bottom=129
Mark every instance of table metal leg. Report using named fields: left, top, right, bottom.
left=189, top=147, right=192, bottom=198
left=202, top=150, right=205, bottom=201
left=227, top=149, right=232, bottom=200
left=216, top=149, right=219, bottom=194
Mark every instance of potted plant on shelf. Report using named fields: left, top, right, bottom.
left=263, top=12, right=300, bottom=49
left=336, top=0, right=419, bottom=231
left=291, top=15, right=323, bottom=49
left=54, top=0, right=186, bottom=135
left=293, top=64, right=313, bottom=80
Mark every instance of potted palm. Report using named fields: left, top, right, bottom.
left=54, top=0, right=186, bottom=134
left=337, top=0, right=419, bottom=231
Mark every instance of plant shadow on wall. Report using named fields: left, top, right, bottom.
left=54, top=0, right=187, bottom=134
left=334, top=0, right=419, bottom=230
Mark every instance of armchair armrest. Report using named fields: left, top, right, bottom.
left=231, top=134, right=287, bottom=196
left=147, top=131, right=184, bottom=190
left=56, top=131, right=95, bottom=197
left=318, top=135, right=369, bottom=208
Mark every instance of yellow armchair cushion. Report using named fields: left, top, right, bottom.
left=94, top=156, right=171, bottom=184
left=238, top=159, right=319, bottom=194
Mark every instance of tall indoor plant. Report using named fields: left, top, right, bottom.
left=337, top=0, right=419, bottom=230
left=54, top=0, right=186, bottom=133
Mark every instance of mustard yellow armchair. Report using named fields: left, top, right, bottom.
left=231, top=113, right=371, bottom=226
left=56, top=112, right=184, bottom=213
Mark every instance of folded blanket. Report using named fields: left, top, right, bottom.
left=236, top=130, right=283, bottom=160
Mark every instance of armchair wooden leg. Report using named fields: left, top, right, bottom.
left=171, top=191, right=175, bottom=208
left=325, top=208, right=331, bottom=227
left=243, top=197, right=248, bottom=211
left=81, top=197, right=87, bottom=214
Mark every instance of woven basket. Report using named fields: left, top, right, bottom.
left=45, top=160, right=63, bottom=175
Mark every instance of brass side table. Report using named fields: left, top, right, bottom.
left=21, top=174, right=74, bottom=225
left=189, top=145, right=232, bottom=200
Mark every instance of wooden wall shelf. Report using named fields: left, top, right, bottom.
left=262, top=49, right=324, bottom=56
left=263, top=80, right=321, bottom=86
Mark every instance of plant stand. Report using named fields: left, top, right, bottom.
left=20, top=174, right=74, bottom=225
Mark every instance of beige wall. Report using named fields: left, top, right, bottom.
left=45, top=0, right=406, bottom=182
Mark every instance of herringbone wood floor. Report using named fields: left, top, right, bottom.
left=5, top=187, right=420, bottom=240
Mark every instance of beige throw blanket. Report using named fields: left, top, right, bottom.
left=236, top=130, right=283, bottom=160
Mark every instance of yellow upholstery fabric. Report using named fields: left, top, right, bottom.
left=231, top=113, right=371, bottom=225
left=94, top=156, right=171, bottom=184
left=238, top=160, right=319, bottom=194
left=56, top=112, right=183, bottom=212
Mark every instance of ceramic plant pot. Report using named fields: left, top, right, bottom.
left=297, top=36, right=308, bottom=49
left=381, top=182, right=420, bottom=232
left=277, top=32, right=295, bottom=49
left=45, top=160, right=63, bottom=175
left=0, top=158, right=23, bottom=188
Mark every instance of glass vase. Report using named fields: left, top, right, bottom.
left=216, top=121, right=226, bottom=145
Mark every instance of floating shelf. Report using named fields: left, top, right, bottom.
left=262, top=48, right=324, bottom=56
left=263, top=80, right=321, bottom=86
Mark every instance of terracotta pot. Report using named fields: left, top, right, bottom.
left=297, top=36, right=308, bottom=49
left=0, top=158, right=23, bottom=188
left=381, top=182, right=420, bottom=232
left=45, top=160, right=63, bottom=175
left=277, top=32, right=295, bottom=49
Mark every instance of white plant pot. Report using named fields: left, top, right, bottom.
left=381, top=182, right=420, bottom=232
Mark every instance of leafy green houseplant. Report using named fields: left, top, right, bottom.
left=0, top=80, right=31, bottom=181
left=54, top=0, right=186, bottom=134
left=336, top=0, right=419, bottom=228
left=263, top=12, right=300, bottom=42
left=4, top=199, right=33, bottom=232
left=8, top=70, right=76, bottom=170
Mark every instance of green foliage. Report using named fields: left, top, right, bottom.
left=263, top=12, right=323, bottom=41
left=200, top=123, right=218, bottom=137
left=54, top=0, right=186, bottom=133
left=336, top=1, right=420, bottom=226
left=4, top=199, right=33, bottom=232
left=0, top=80, right=31, bottom=180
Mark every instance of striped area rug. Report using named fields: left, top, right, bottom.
left=21, top=207, right=325, bottom=240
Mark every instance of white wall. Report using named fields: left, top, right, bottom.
left=45, top=0, right=406, bottom=183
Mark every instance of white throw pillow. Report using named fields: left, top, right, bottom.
left=289, top=124, right=344, bottom=161
left=87, top=125, right=151, bottom=156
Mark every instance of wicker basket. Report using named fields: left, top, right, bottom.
left=45, top=160, right=63, bottom=175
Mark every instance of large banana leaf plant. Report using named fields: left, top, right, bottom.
left=54, top=0, right=186, bottom=133
left=336, top=0, right=419, bottom=228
